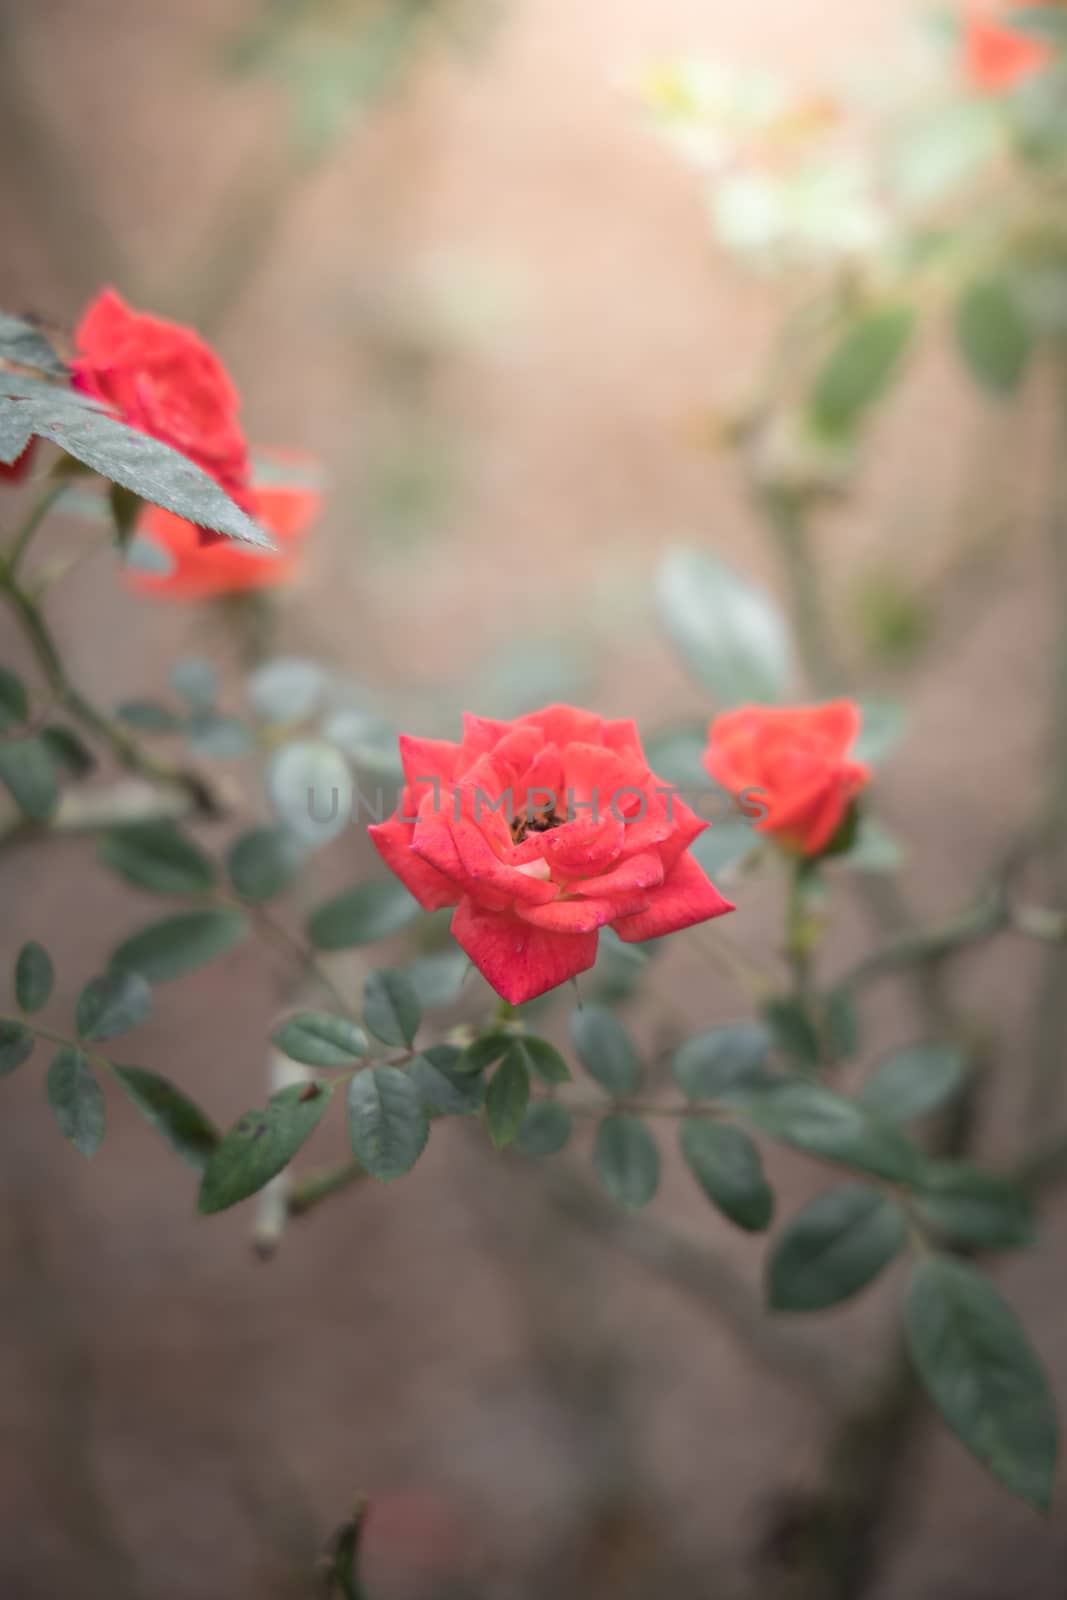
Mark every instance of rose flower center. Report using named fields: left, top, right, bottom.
left=509, top=804, right=565, bottom=844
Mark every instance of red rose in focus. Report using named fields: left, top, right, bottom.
left=705, top=701, right=869, bottom=859
left=964, top=2, right=1055, bottom=92
left=0, top=438, right=37, bottom=484
left=72, top=288, right=253, bottom=512
left=129, top=452, right=321, bottom=600
left=370, top=705, right=734, bottom=1005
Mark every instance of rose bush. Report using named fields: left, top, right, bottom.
left=705, top=701, right=869, bottom=859
left=370, top=704, right=734, bottom=1003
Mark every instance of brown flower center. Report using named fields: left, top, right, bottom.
left=510, top=806, right=565, bottom=844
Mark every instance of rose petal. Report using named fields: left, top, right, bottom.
left=452, top=897, right=599, bottom=1004
left=612, top=854, right=735, bottom=942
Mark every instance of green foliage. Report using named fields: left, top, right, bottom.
left=810, top=306, right=916, bottom=434
left=762, top=995, right=822, bottom=1069
left=594, top=1114, right=660, bottom=1210
left=912, top=1163, right=1036, bottom=1250
left=859, top=1042, right=967, bottom=1123
left=226, top=827, right=303, bottom=903
left=657, top=547, right=793, bottom=706
left=347, top=1065, right=428, bottom=1180
left=0, top=736, right=59, bottom=820
left=0, top=665, right=29, bottom=728
left=409, top=1046, right=485, bottom=1117
left=307, top=880, right=419, bottom=950
left=113, top=1065, right=219, bottom=1170
left=673, top=1022, right=773, bottom=1099
left=569, top=1004, right=642, bottom=1094
left=767, top=1184, right=907, bottom=1311
left=40, top=724, right=95, bottom=778
left=504, top=1035, right=571, bottom=1085
left=679, top=1118, right=774, bottom=1232
left=906, top=1256, right=1058, bottom=1510
left=247, top=657, right=325, bottom=726
left=0, top=1019, right=35, bottom=1075
left=516, top=1101, right=573, bottom=1156
left=115, top=699, right=182, bottom=734
left=98, top=821, right=216, bottom=896
left=46, top=1046, right=106, bottom=1158
left=362, top=968, right=421, bottom=1048
left=852, top=698, right=909, bottom=766
left=15, top=941, right=54, bottom=1013
left=957, top=277, right=1031, bottom=396
left=733, top=1079, right=921, bottom=1184
left=110, top=908, right=249, bottom=984
left=0, top=311, right=68, bottom=377
left=272, top=1012, right=369, bottom=1068
left=171, top=658, right=219, bottom=711
left=199, top=1080, right=334, bottom=1212
left=75, top=970, right=153, bottom=1042
left=485, top=1046, right=532, bottom=1149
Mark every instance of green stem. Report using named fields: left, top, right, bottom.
left=765, top=491, right=844, bottom=695
left=0, top=572, right=218, bottom=815
left=4, top=477, right=69, bottom=577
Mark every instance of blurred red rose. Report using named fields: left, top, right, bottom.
left=129, top=452, right=321, bottom=600
left=0, top=438, right=37, bottom=484
left=705, top=701, right=869, bottom=859
left=370, top=705, right=734, bottom=1005
left=72, top=287, right=254, bottom=512
left=964, top=2, right=1055, bottom=91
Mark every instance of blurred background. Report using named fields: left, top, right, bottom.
left=2, top=1, right=1066, bottom=1596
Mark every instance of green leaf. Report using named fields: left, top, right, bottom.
left=485, top=1047, right=531, bottom=1149
left=569, top=1004, right=642, bottom=1095
left=673, top=1022, right=773, bottom=1100
left=906, top=1256, right=1058, bottom=1509
left=46, top=1046, right=105, bottom=1157
left=21, top=393, right=272, bottom=548
left=0, top=311, right=67, bottom=376
left=347, top=1065, right=428, bottom=1180
left=913, top=1164, right=1036, bottom=1250
left=110, top=908, right=248, bottom=984
left=267, top=737, right=352, bottom=844
left=115, top=699, right=181, bottom=734
left=406, top=947, right=470, bottom=1009
left=859, top=1042, right=967, bottom=1123
left=811, top=306, right=916, bottom=434
left=657, top=547, right=792, bottom=707
left=957, top=277, right=1031, bottom=396
left=0, top=665, right=29, bottom=729
left=594, top=1114, right=660, bottom=1209
left=40, top=724, right=95, bottom=778
left=198, top=1080, right=334, bottom=1212
left=272, top=1012, right=368, bottom=1068
left=456, top=1031, right=512, bottom=1076
left=0, top=735, right=58, bottom=819
left=109, top=482, right=142, bottom=546
left=679, top=1119, right=774, bottom=1232
left=75, top=970, right=152, bottom=1042
left=247, top=656, right=325, bottom=725
left=362, top=968, right=421, bottom=1048
left=767, top=1183, right=907, bottom=1311
left=508, top=1035, right=571, bottom=1085
left=839, top=815, right=906, bottom=874
left=15, top=941, right=54, bottom=1013
left=98, top=821, right=216, bottom=896
left=226, top=826, right=302, bottom=903
left=307, top=879, right=419, bottom=950
left=171, top=657, right=219, bottom=710
left=186, top=712, right=252, bottom=760
left=0, top=1018, right=34, bottom=1075
left=763, top=996, right=822, bottom=1069
left=824, top=987, right=861, bottom=1061
left=732, top=1080, right=921, bottom=1184
left=516, top=1101, right=573, bottom=1156
left=409, top=1045, right=485, bottom=1116
left=113, top=1065, right=219, bottom=1170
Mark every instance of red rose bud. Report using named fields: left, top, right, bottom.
left=128, top=451, right=322, bottom=600
left=72, top=287, right=254, bottom=512
left=0, top=438, right=37, bottom=484
left=370, top=705, right=734, bottom=1006
left=705, top=701, right=870, bottom=860
left=963, top=2, right=1055, bottom=92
